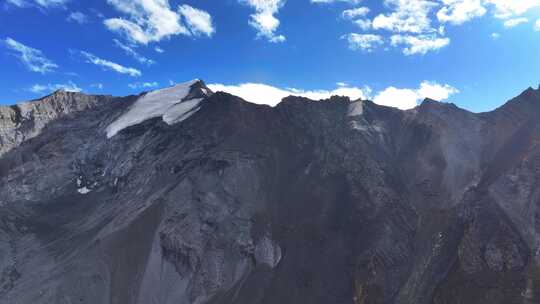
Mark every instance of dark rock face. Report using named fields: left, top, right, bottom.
left=1, top=81, right=540, bottom=304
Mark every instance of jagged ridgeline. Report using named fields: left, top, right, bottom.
left=1, top=80, right=540, bottom=304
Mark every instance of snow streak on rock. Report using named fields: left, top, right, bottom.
left=106, top=79, right=207, bottom=138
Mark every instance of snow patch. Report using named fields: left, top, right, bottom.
left=350, top=121, right=384, bottom=133
left=76, top=176, right=92, bottom=194
left=76, top=176, right=96, bottom=194
left=348, top=101, right=364, bottom=116
left=106, top=80, right=206, bottom=138
left=78, top=187, right=92, bottom=195
left=162, top=98, right=204, bottom=125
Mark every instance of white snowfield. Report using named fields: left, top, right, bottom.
left=106, top=79, right=207, bottom=138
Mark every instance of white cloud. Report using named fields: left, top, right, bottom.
left=5, top=0, right=26, bottom=7
left=485, top=0, right=540, bottom=19
left=390, top=34, right=450, bottom=55
left=208, top=81, right=457, bottom=110
left=113, top=39, right=155, bottom=65
left=336, top=0, right=452, bottom=55
left=29, top=81, right=82, bottom=94
left=343, top=33, right=383, bottom=52
left=373, top=87, right=420, bottom=109
left=317, top=0, right=540, bottom=56
left=6, top=0, right=68, bottom=8
left=491, top=32, right=500, bottom=39
left=178, top=4, right=215, bottom=37
left=90, top=83, right=104, bottom=90
left=343, top=32, right=449, bottom=55
left=311, top=0, right=361, bottom=4
left=78, top=50, right=142, bottom=76
left=208, top=83, right=368, bottom=106
left=67, top=11, right=88, bottom=24
left=373, top=81, right=458, bottom=109
left=155, top=46, right=164, bottom=53
left=104, top=0, right=214, bottom=45
left=33, top=0, right=67, bottom=7
left=240, top=0, right=286, bottom=43
left=105, top=0, right=187, bottom=45
left=128, top=81, right=159, bottom=89
left=354, top=19, right=372, bottom=30
left=342, top=7, right=370, bottom=19
left=372, top=0, right=439, bottom=34
left=3, top=37, right=58, bottom=74
left=536, top=19, right=540, bottom=30
left=437, top=0, right=486, bottom=25
left=417, top=81, right=459, bottom=100
left=503, top=17, right=528, bottom=27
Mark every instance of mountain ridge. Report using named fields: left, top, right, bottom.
left=1, top=80, right=540, bottom=303
left=3, top=80, right=540, bottom=120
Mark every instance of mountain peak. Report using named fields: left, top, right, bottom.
left=48, top=88, right=84, bottom=97
left=422, top=97, right=441, bottom=104
left=520, top=86, right=540, bottom=98
left=169, top=78, right=201, bottom=88
left=417, top=97, right=460, bottom=112
left=106, top=79, right=213, bottom=138
left=420, top=97, right=453, bottom=107
left=489, top=85, right=540, bottom=118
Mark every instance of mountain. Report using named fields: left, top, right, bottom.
left=1, top=80, right=540, bottom=304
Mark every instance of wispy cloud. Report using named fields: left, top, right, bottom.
left=240, top=0, right=286, bottom=43
left=113, top=39, right=155, bottom=66
left=128, top=81, right=159, bottom=89
left=76, top=50, right=142, bottom=77
left=178, top=4, right=216, bottom=37
left=3, top=37, right=58, bottom=74
left=390, top=34, right=450, bottom=55
left=28, top=81, right=81, bottom=94
left=90, top=83, right=104, bottom=90
left=372, top=0, right=438, bottom=34
left=503, top=17, right=528, bottom=28
left=67, top=11, right=89, bottom=24
left=342, top=33, right=383, bottom=52
left=6, top=0, right=69, bottom=9
left=311, top=0, right=361, bottom=4
left=342, top=7, right=370, bottom=19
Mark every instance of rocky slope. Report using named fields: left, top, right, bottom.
left=0, top=80, right=540, bottom=304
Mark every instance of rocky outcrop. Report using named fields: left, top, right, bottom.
left=0, top=81, right=540, bottom=304
left=0, top=90, right=115, bottom=156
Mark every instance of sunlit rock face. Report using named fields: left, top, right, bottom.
left=1, top=81, right=540, bottom=304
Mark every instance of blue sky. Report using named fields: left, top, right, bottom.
left=1, top=0, right=540, bottom=112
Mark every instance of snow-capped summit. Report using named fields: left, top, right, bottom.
left=106, top=79, right=212, bottom=138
